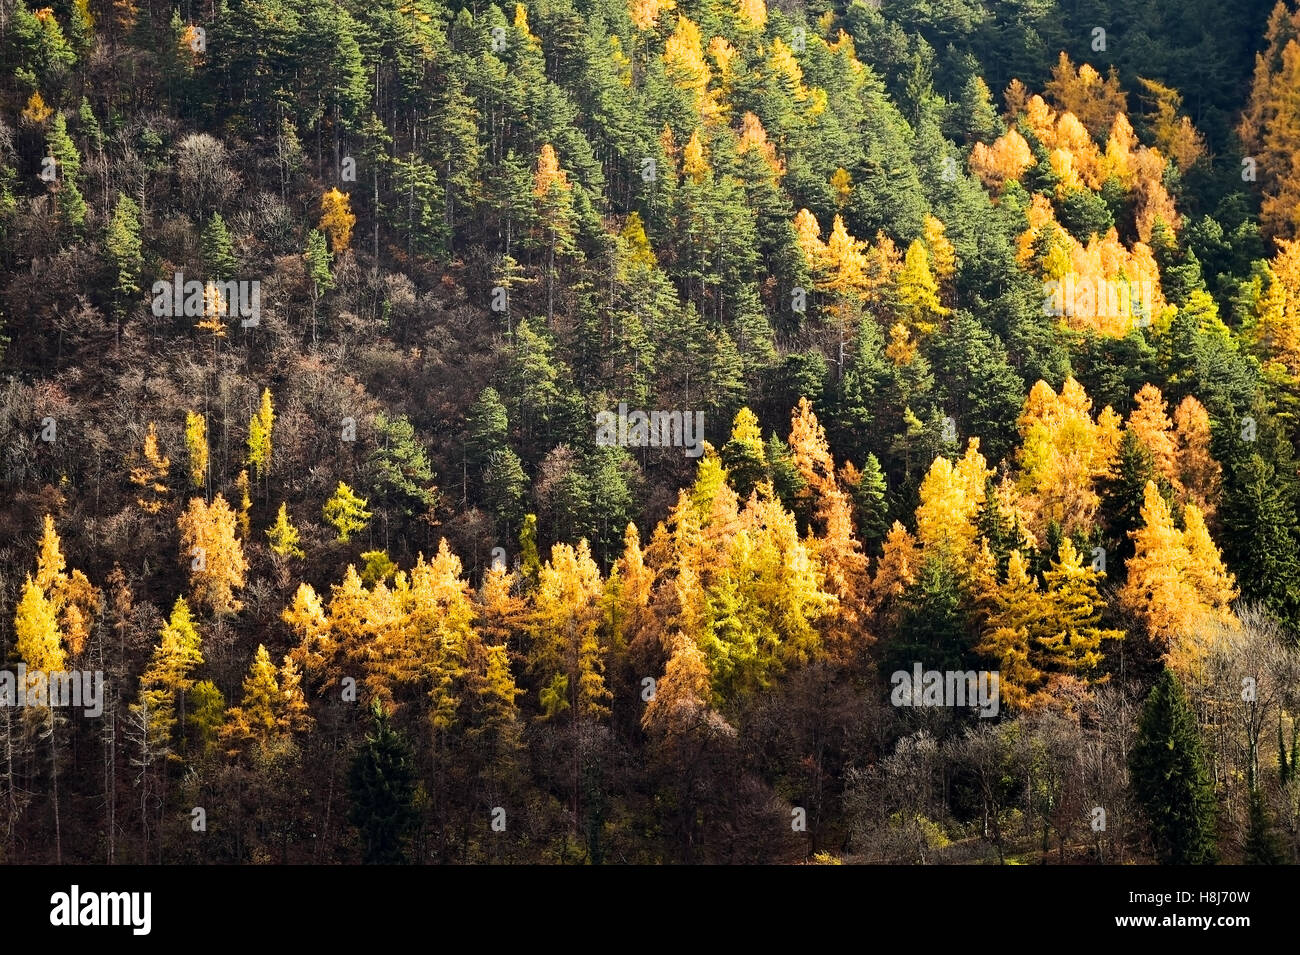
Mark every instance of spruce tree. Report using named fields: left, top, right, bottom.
left=1130, top=669, right=1218, bottom=864
left=201, top=213, right=238, bottom=279
left=467, top=386, right=510, bottom=475
left=106, top=195, right=143, bottom=303
left=1221, top=454, right=1300, bottom=631
left=348, top=700, right=420, bottom=864
left=483, top=446, right=528, bottom=537
left=368, top=412, right=436, bottom=517
left=1243, top=788, right=1283, bottom=865
left=852, top=452, right=890, bottom=553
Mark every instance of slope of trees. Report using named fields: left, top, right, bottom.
left=0, top=0, right=1298, bottom=865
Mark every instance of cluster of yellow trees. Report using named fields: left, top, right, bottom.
left=10, top=516, right=311, bottom=762
left=1241, top=1, right=1300, bottom=240
left=968, top=57, right=1187, bottom=335
left=11, top=386, right=1246, bottom=752
left=794, top=208, right=954, bottom=361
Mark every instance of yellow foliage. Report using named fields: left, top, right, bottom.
left=185, top=411, right=208, bottom=489
left=885, top=323, right=916, bottom=366
left=1172, top=395, right=1221, bottom=519
left=1120, top=482, right=1237, bottom=676
left=664, top=15, right=721, bottom=122
left=922, top=215, right=955, bottom=284
left=708, top=35, right=737, bottom=78
left=178, top=494, right=248, bottom=615
left=1127, top=383, right=1179, bottom=488
left=513, top=3, right=540, bottom=46
left=22, top=91, right=54, bottom=125
left=736, top=0, right=766, bottom=29
left=1139, top=77, right=1207, bottom=170
left=1044, top=53, right=1127, bottom=139
left=872, top=521, right=919, bottom=608
left=1251, top=239, right=1300, bottom=374
left=180, top=23, right=204, bottom=58
left=768, top=37, right=809, bottom=103
left=630, top=0, right=674, bottom=30
left=738, top=111, right=784, bottom=175
left=30, top=515, right=97, bottom=660
left=1016, top=377, right=1121, bottom=537
left=609, top=35, right=632, bottom=86
left=35, top=513, right=66, bottom=595
left=534, top=143, right=571, bottom=198
left=683, top=128, right=710, bottom=183
left=825, top=215, right=869, bottom=295
left=831, top=167, right=852, bottom=208
left=894, top=239, right=949, bottom=337
left=618, top=211, right=656, bottom=268
left=319, top=187, right=356, bottom=253
left=1239, top=4, right=1300, bottom=238
left=131, top=422, right=171, bottom=514
left=794, top=207, right=826, bottom=274
left=15, top=576, right=65, bottom=680
left=1017, top=192, right=1062, bottom=266
left=915, top=439, right=989, bottom=561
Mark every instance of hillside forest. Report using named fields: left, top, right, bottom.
left=3, top=0, right=1300, bottom=864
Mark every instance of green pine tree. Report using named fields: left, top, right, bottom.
left=1222, top=454, right=1300, bottom=630
left=483, top=446, right=528, bottom=536
left=201, top=213, right=238, bottom=279
left=367, top=412, right=436, bottom=517
left=1243, top=788, right=1283, bottom=864
left=852, top=453, right=890, bottom=553
left=765, top=432, right=804, bottom=513
left=347, top=700, right=420, bottom=864
left=1130, top=669, right=1218, bottom=865
left=467, top=386, right=510, bottom=473
left=105, top=195, right=143, bottom=303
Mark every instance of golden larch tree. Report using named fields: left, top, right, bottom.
left=319, top=187, right=356, bottom=253
left=736, top=0, right=766, bottom=30
left=323, top=481, right=371, bottom=542
left=1240, top=1, right=1300, bottom=238
left=530, top=540, right=610, bottom=721
left=682, top=127, right=710, bottom=183
left=246, top=387, right=274, bottom=484
left=178, top=494, right=248, bottom=615
left=922, top=214, right=957, bottom=306
left=266, top=502, right=305, bottom=559
left=133, top=596, right=204, bottom=751
left=1126, top=384, right=1179, bottom=490
left=15, top=576, right=65, bottom=684
left=1120, top=482, right=1235, bottom=674
left=184, top=411, right=208, bottom=489
left=894, top=239, right=949, bottom=338
left=975, top=549, right=1043, bottom=710
left=131, top=422, right=171, bottom=514
left=1016, top=377, right=1121, bottom=536
left=914, top=439, right=989, bottom=561
left=1172, top=396, right=1221, bottom=518
left=33, top=514, right=98, bottom=658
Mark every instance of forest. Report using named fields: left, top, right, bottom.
left=1, top=0, right=1300, bottom=865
